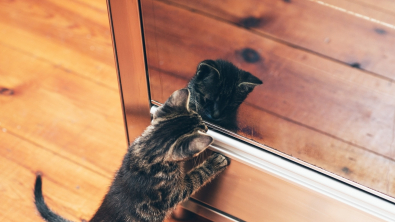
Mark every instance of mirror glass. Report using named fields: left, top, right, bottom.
left=139, top=0, right=395, bottom=199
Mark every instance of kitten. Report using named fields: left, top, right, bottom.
left=188, top=59, right=262, bottom=131
left=34, top=88, right=230, bottom=222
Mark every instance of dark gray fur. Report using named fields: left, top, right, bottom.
left=188, top=59, right=262, bottom=131
left=34, top=88, right=229, bottom=222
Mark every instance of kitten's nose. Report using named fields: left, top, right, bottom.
left=212, top=111, right=220, bottom=119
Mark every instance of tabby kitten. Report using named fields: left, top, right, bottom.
left=188, top=59, right=263, bottom=131
left=34, top=88, right=229, bottom=222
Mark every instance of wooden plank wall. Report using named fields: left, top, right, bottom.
left=141, top=0, right=395, bottom=198
left=0, top=0, right=206, bottom=221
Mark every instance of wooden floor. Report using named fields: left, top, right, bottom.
left=0, top=0, right=208, bottom=221
left=1, top=0, right=395, bottom=221
left=141, top=0, right=395, bottom=199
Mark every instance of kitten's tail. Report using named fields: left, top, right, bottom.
left=34, top=174, right=74, bottom=222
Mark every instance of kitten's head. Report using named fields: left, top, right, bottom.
left=188, top=59, right=262, bottom=123
left=151, top=88, right=213, bottom=162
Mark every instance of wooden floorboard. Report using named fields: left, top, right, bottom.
left=0, top=0, right=117, bottom=89
left=0, top=0, right=208, bottom=221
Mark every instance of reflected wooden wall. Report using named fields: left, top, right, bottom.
left=142, top=0, right=395, bottom=198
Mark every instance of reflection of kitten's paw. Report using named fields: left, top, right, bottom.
left=207, top=153, right=230, bottom=170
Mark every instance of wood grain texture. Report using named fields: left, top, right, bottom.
left=1, top=0, right=394, bottom=221
left=0, top=0, right=116, bottom=89
left=350, top=0, right=395, bottom=15
left=166, top=0, right=395, bottom=80
left=0, top=0, right=207, bottom=221
left=141, top=0, right=395, bottom=197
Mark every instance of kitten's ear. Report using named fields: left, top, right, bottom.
left=171, top=131, right=213, bottom=161
left=188, top=131, right=214, bottom=156
left=238, top=72, right=263, bottom=92
left=154, top=88, right=190, bottom=119
left=165, top=88, right=190, bottom=111
left=196, top=60, right=220, bottom=79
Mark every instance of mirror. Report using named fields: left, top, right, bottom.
left=139, top=0, right=395, bottom=199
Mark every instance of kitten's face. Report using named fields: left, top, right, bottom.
left=152, top=88, right=213, bottom=162
left=188, top=60, right=262, bottom=123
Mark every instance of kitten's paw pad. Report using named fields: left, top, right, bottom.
left=208, top=153, right=230, bottom=169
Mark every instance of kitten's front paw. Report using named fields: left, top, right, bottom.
left=207, top=152, right=230, bottom=170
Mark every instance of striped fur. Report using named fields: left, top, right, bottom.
left=34, top=88, right=229, bottom=222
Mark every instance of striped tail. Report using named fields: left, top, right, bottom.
left=34, top=174, right=73, bottom=222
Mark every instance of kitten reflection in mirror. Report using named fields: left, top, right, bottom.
left=34, top=88, right=229, bottom=222
left=188, top=59, right=263, bottom=131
